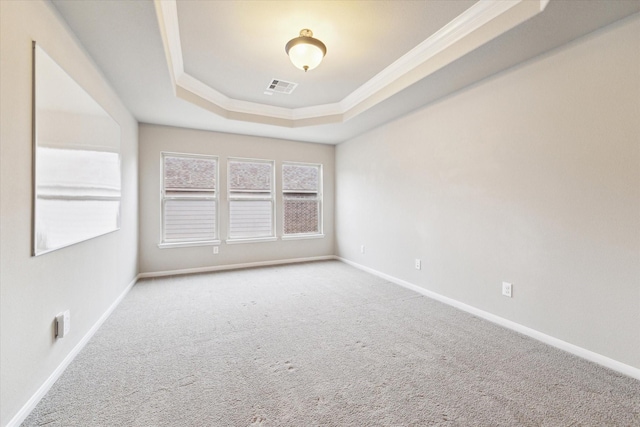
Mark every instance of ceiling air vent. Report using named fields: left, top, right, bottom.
left=264, top=79, right=298, bottom=95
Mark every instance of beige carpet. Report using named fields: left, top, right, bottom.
left=23, top=260, right=640, bottom=426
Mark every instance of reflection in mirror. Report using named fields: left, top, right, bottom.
left=33, top=43, right=121, bottom=255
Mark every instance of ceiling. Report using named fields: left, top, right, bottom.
left=177, top=0, right=476, bottom=109
left=51, top=0, right=640, bottom=144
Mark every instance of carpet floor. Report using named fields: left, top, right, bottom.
left=22, top=260, right=640, bottom=426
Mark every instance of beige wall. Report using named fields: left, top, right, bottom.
left=139, top=124, right=335, bottom=274
left=336, top=15, right=640, bottom=369
left=1, top=2, right=637, bottom=424
left=0, top=1, right=139, bottom=425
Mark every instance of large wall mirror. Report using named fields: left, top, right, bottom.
left=33, top=42, right=121, bottom=256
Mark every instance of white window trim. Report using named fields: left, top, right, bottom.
left=282, top=161, right=323, bottom=239
left=158, top=240, right=221, bottom=249
left=159, top=151, right=219, bottom=249
left=281, top=233, right=325, bottom=241
left=226, top=157, right=276, bottom=243
left=226, top=236, right=278, bottom=245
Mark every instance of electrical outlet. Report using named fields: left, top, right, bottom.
left=56, top=310, right=70, bottom=338
left=360, top=245, right=365, bottom=254
left=213, top=246, right=219, bottom=255
left=502, top=282, right=513, bottom=298
left=415, top=259, right=421, bottom=270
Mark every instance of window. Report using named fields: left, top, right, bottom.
left=228, top=158, right=275, bottom=241
left=283, top=162, right=322, bottom=237
left=160, top=153, right=218, bottom=247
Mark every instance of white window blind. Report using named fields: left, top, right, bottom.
left=164, top=199, right=216, bottom=241
left=161, top=153, right=218, bottom=245
left=228, top=159, right=274, bottom=240
left=283, top=163, right=322, bottom=236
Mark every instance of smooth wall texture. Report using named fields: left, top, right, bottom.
left=336, top=15, right=640, bottom=369
left=0, top=1, right=139, bottom=425
left=139, top=124, right=334, bottom=274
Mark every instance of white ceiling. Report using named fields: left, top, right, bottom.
left=51, top=0, right=640, bottom=144
left=177, top=0, right=476, bottom=108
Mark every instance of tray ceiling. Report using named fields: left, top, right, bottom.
left=51, top=0, right=640, bottom=144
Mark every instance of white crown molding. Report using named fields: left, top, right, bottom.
left=340, top=0, right=548, bottom=113
left=154, top=0, right=548, bottom=128
left=154, top=0, right=181, bottom=90
left=292, top=102, right=344, bottom=121
left=176, top=73, right=229, bottom=107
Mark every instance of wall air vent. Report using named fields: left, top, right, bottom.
left=264, top=79, right=298, bottom=95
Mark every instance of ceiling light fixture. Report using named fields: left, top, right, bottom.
left=285, top=29, right=327, bottom=72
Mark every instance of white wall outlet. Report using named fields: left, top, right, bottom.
left=360, top=245, right=365, bottom=254
left=56, top=310, right=71, bottom=338
left=415, top=259, right=421, bottom=270
left=502, top=282, right=513, bottom=298
left=213, top=246, right=219, bottom=255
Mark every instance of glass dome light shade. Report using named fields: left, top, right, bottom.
left=285, top=30, right=327, bottom=72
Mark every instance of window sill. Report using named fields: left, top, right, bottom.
left=225, top=236, right=278, bottom=245
left=281, top=233, right=325, bottom=241
left=158, top=240, right=221, bottom=249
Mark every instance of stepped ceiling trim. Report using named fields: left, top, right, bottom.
left=154, top=0, right=548, bottom=128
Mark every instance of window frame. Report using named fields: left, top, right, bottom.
left=226, top=157, right=277, bottom=244
left=281, top=161, right=324, bottom=240
left=158, top=151, right=220, bottom=249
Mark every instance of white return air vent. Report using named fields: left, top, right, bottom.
left=264, top=79, right=298, bottom=95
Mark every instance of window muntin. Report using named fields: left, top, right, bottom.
left=283, top=162, right=322, bottom=236
left=161, top=153, right=218, bottom=246
left=228, top=158, right=275, bottom=240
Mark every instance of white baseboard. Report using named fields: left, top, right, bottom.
left=11, top=256, right=637, bottom=427
left=337, top=257, right=640, bottom=381
left=138, top=255, right=337, bottom=279
left=10, top=256, right=335, bottom=425
left=7, top=275, right=139, bottom=427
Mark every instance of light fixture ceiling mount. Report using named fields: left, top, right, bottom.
left=285, top=29, right=327, bottom=72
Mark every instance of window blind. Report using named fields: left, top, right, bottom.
left=228, top=159, right=274, bottom=240
left=162, top=153, right=217, bottom=244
